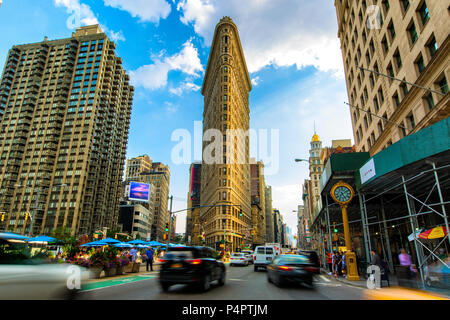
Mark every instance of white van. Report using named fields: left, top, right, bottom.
left=253, top=246, right=277, bottom=271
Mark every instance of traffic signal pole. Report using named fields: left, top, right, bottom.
left=167, top=195, right=173, bottom=248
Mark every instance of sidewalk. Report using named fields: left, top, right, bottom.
left=320, top=268, right=450, bottom=298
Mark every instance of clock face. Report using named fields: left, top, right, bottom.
left=334, top=186, right=352, bottom=203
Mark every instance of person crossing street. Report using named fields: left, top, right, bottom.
left=145, top=247, right=154, bottom=272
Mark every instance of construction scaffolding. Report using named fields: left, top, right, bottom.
left=310, top=118, right=449, bottom=289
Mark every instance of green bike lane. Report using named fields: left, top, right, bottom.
left=80, top=272, right=159, bottom=292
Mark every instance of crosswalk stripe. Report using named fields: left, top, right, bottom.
left=320, top=275, right=331, bottom=282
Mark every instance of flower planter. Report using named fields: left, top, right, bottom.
left=105, top=267, right=117, bottom=277
left=116, top=265, right=125, bottom=275
left=124, top=263, right=133, bottom=273
left=89, top=267, right=103, bottom=279
left=131, top=262, right=141, bottom=273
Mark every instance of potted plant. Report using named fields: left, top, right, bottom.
left=117, top=257, right=130, bottom=275
left=88, top=251, right=107, bottom=279
left=104, top=247, right=120, bottom=277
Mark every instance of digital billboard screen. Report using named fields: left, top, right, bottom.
left=128, top=182, right=150, bottom=202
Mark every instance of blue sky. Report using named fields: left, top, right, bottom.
left=0, top=0, right=355, bottom=237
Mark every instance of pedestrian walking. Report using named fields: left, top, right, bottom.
left=327, top=250, right=332, bottom=275
left=129, top=247, right=138, bottom=262
left=398, top=248, right=415, bottom=278
left=342, top=251, right=347, bottom=277
left=332, top=250, right=339, bottom=277
left=145, top=247, right=154, bottom=272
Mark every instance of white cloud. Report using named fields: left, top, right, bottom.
left=103, top=0, right=171, bottom=23
left=251, top=76, right=260, bottom=86
left=177, top=0, right=344, bottom=77
left=130, top=39, right=203, bottom=90
left=169, top=81, right=201, bottom=95
left=54, top=0, right=126, bottom=42
left=271, top=184, right=302, bottom=231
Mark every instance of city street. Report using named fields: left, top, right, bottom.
left=76, top=264, right=366, bottom=300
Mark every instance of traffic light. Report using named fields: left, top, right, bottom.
left=163, top=233, right=168, bottom=240
left=0, top=212, right=5, bottom=222
left=165, top=222, right=169, bottom=232
left=24, top=212, right=29, bottom=221
left=239, top=210, right=243, bottom=217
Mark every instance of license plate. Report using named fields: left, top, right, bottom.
left=171, top=263, right=182, bottom=268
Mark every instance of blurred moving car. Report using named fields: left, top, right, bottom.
left=159, top=246, right=226, bottom=292
left=241, top=250, right=254, bottom=264
left=230, top=253, right=249, bottom=266
left=253, top=246, right=277, bottom=271
left=0, top=238, right=87, bottom=299
left=266, top=254, right=317, bottom=288
left=298, top=250, right=320, bottom=274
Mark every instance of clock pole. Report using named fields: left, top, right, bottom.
left=330, top=181, right=360, bottom=281
left=341, top=204, right=352, bottom=254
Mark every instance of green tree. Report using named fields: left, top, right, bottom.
left=50, top=226, right=76, bottom=245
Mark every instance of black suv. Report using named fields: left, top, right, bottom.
left=159, top=246, right=226, bottom=292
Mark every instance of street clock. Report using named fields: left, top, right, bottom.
left=330, top=181, right=354, bottom=206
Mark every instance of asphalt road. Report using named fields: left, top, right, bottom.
left=76, top=264, right=366, bottom=300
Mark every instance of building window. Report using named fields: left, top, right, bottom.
left=401, top=0, right=410, bottom=13
left=418, top=1, right=430, bottom=26
left=416, top=54, right=426, bottom=74
left=382, top=0, right=390, bottom=14
left=408, top=21, right=418, bottom=45
left=424, top=94, right=434, bottom=110
left=381, top=36, right=389, bottom=54
left=400, top=82, right=408, bottom=98
left=426, top=35, right=438, bottom=58
left=407, top=113, right=416, bottom=130
left=393, top=49, right=402, bottom=70
left=388, top=21, right=396, bottom=41
left=436, top=76, right=449, bottom=95
left=393, top=92, right=400, bottom=108
left=373, top=97, right=379, bottom=112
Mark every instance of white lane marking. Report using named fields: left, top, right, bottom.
left=320, top=275, right=331, bottom=282
left=229, top=278, right=247, bottom=281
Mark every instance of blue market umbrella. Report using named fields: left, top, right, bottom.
left=0, top=232, right=30, bottom=241
left=28, top=235, right=57, bottom=243
left=113, top=242, right=133, bottom=248
left=134, top=244, right=149, bottom=249
left=98, top=237, right=121, bottom=244
left=127, top=239, right=149, bottom=245
left=148, top=241, right=165, bottom=246
left=80, top=240, right=107, bottom=247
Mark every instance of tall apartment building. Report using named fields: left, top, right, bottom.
left=200, top=17, right=252, bottom=251
left=124, top=154, right=152, bottom=182
left=273, top=209, right=283, bottom=244
left=335, top=0, right=449, bottom=155
left=0, top=25, right=133, bottom=235
left=124, top=156, right=170, bottom=241
left=187, top=162, right=201, bottom=245
left=138, top=162, right=170, bottom=242
left=264, top=185, right=274, bottom=243
left=250, top=160, right=266, bottom=246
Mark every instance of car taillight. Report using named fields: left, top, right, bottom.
left=253, top=256, right=256, bottom=260
left=240, top=258, right=245, bottom=260
left=304, top=266, right=318, bottom=273
left=186, top=259, right=201, bottom=265
left=278, top=266, right=293, bottom=271
left=159, top=259, right=167, bottom=263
